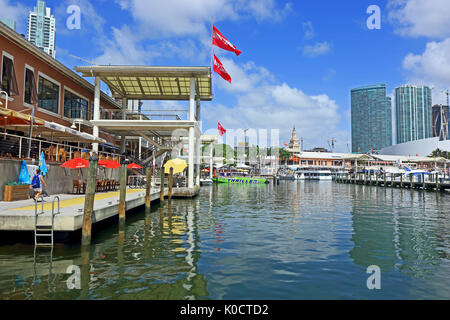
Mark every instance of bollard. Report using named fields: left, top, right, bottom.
left=410, top=173, right=413, bottom=189
left=119, top=162, right=127, bottom=227
left=145, top=167, right=152, bottom=213
left=160, top=168, right=165, bottom=202
left=81, top=154, right=98, bottom=246
left=436, top=173, right=439, bottom=191
left=168, top=167, right=173, bottom=201
left=400, top=174, right=403, bottom=188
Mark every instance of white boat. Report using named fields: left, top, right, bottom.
left=299, top=170, right=333, bottom=181
left=200, top=178, right=213, bottom=185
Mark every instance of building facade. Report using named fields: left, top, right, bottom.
left=395, top=85, right=432, bottom=144
left=27, top=1, right=56, bottom=58
left=351, top=84, right=392, bottom=153
left=432, top=104, right=449, bottom=141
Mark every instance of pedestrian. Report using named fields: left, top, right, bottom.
left=31, top=168, right=47, bottom=201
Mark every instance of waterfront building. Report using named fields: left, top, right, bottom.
left=432, top=104, right=449, bottom=141
left=395, top=85, right=432, bottom=144
left=27, top=1, right=56, bottom=58
left=288, top=126, right=301, bottom=153
left=0, top=19, right=16, bottom=31
left=351, top=84, right=392, bottom=154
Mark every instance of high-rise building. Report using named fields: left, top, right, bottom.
left=351, top=84, right=392, bottom=153
left=0, top=19, right=16, bottom=31
left=432, top=104, right=449, bottom=141
left=395, top=85, right=432, bottom=144
left=27, top=1, right=56, bottom=58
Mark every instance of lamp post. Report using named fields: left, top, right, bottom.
left=0, top=91, right=8, bottom=109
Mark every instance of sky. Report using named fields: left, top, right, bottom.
left=3, top=0, right=450, bottom=152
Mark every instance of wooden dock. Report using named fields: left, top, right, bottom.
left=334, top=173, right=450, bottom=192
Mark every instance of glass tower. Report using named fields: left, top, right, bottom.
left=351, top=84, right=392, bottom=153
left=395, top=85, right=432, bottom=144
left=27, top=1, right=56, bottom=58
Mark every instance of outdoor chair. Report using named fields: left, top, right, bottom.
left=72, top=179, right=81, bottom=194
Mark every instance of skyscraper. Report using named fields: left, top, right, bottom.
left=395, top=85, right=432, bottom=144
left=432, top=104, right=449, bottom=141
left=0, top=19, right=16, bottom=31
left=27, top=1, right=56, bottom=58
left=351, top=84, right=392, bottom=153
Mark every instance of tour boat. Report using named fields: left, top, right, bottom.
left=212, top=177, right=269, bottom=184
left=200, top=178, right=213, bottom=185
left=299, top=170, right=333, bottom=181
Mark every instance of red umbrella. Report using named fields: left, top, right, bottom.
left=61, top=158, right=89, bottom=169
left=127, top=163, right=143, bottom=169
left=98, top=160, right=121, bottom=169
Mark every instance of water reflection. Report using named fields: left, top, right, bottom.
left=0, top=182, right=449, bottom=299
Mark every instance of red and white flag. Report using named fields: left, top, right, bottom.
left=212, top=25, right=241, bottom=56
left=218, top=122, right=226, bottom=136
left=213, top=55, right=231, bottom=83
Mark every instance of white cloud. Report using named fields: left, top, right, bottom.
left=388, top=0, right=450, bottom=38
left=302, top=41, right=332, bottom=57
left=115, top=0, right=291, bottom=38
left=204, top=59, right=344, bottom=150
left=302, top=21, right=315, bottom=40
left=0, top=0, right=28, bottom=33
left=402, top=38, right=450, bottom=91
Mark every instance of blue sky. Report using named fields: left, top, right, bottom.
left=3, top=0, right=450, bottom=152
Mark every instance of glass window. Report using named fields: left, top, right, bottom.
left=24, top=68, right=37, bottom=105
left=1, top=55, right=19, bottom=96
left=38, top=76, right=59, bottom=114
left=64, top=90, right=88, bottom=119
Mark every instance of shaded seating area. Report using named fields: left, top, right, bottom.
left=71, top=179, right=119, bottom=194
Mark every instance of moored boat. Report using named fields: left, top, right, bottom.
left=212, top=177, right=269, bottom=184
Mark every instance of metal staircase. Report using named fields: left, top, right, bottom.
left=34, top=196, right=60, bottom=247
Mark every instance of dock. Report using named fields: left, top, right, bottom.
left=0, top=188, right=165, bottom=232
left=335, top=173, right=450, bottom=191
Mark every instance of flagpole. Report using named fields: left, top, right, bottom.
left=210, top=17, right=215, bottom=97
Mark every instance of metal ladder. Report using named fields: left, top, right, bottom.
left=34, top=196, right=60, bottom=247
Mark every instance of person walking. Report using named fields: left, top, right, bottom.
left=31, top=168, right=47, bottom=201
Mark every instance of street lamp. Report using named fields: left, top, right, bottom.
left=0, top=91, right=8, bottom=109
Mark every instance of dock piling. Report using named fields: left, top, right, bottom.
left=145, top=166, right=152, bottom=213
left=168, top=167, right=173, bottom=201
left=81, top=154, right=98, bottom=247
left=119, top=158, right=127, bottom=227
left=160, top=168, right=165, bottom=202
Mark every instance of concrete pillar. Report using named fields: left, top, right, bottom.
left=188, top=127, right=194, bottom=189
left=120, top=98, right=127, bottom=154
left=92, top=77, right=101, bottom=153
left=81, top=154, right=98, bottom=246
left=189, top=78, right=196, bottom=121
left=196, top=132, right=201, bottom=186
left=210, top=144, right=213, bottom=179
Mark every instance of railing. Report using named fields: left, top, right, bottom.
left=0, top=132, right=120, bottom=162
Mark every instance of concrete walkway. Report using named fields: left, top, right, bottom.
left=0, top=188, right=164, bottom=232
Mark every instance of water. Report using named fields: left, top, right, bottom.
left=0, top=181, right=449, bottom=299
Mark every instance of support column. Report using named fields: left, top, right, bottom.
left=120, top=98, right=127, bottom=154
left=92, top=77, right=100, bottom=153
left=160, top=168, right=165, bottom=202
left=209, top=144, right=213, bottom=179
left=81, top=154, right=98, bottom=246
left=188, top=78, right=196, bottom=189
left=196, top=131, right=201, bottom=187
left=188, top=127, right=195, bottom=189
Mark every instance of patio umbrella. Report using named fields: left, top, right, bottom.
left=164, top=158, right=187, bottom=174
left=61, top=158, right=89, bottom=169
left=98, top=159, right=121, bottom=169
left=127, top=163, right=142, bottom=169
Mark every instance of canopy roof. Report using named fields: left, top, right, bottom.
left=74, top=65, right=213, bottom=101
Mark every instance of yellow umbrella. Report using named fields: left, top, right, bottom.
left=164, top=158, right=187, bottom=174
